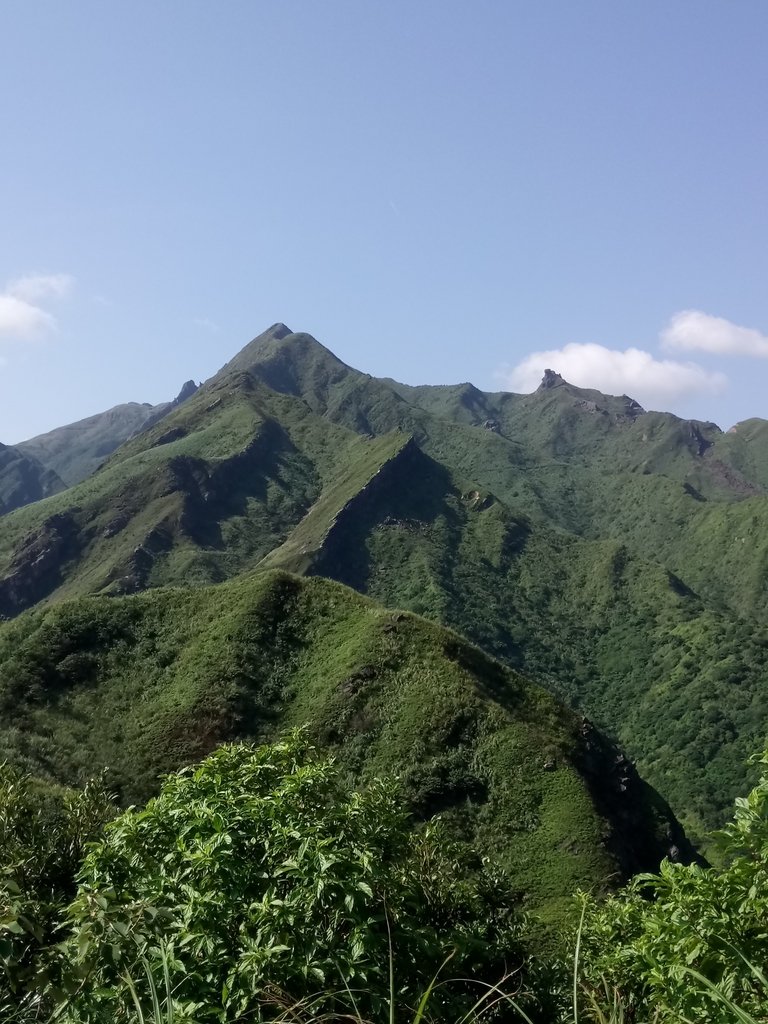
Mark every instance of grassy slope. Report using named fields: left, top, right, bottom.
left=16, top=401, right=162, bottom=486
left=2, top=326, right=768, bottom=840
left=0, top=373, right=374, bottom=614
left=709, top=417, right=768, bottom=489
left=262, top=441, right=768, bottom=840
left=0, top=570, right=689, bottom=923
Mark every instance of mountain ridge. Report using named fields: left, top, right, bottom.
left=1, top=324, right=767, bottom=844
left=14, top=379, right=200, bottom=489
left=0, top=568, right=695, bottom=921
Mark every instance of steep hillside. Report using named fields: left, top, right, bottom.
left=1, top=323, right=767, bottom=840
left=709, top=416, right=768, bottom=491
left=0, top=372, right=390, bottom=617
left=261, top=439, right=768, bottom=839
left=0, top=570, right=692, bottom=921
left=17, top=380, right=199, bottom=486
left=0, top=442, right=64, bottom=516
left=213, top=329, right=768, bottom=622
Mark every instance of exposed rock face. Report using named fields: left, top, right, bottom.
left=686, top=421, right=715, bottom=457
left=0, top=512, right=81, bottom=617
left=624, top=396, right=645, bottom=415
left=575, top=399, right=599, bottom=413
left=573, top=718, right=702, bottom=875
left=110, top=525, right=174, bottom=594
left=538, top=368, right=566, bottom=390
left=132, top=379, right=200, bottom=436
left=175, top=380, right=199, bottom=403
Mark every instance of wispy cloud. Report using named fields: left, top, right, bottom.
left=502, top=342, right=726, bottom=408
left=0, top=273, right=74, bottom=339
left=7, top=273, right=75, bottom=303
left=661, top=310, right=768, bottom=358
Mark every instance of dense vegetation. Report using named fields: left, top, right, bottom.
left=1, top=327, right=768, bottom=840
left=580, top=750, right=768, bottom=1022
left=0, top=737, right=528, bottom=1022
left=2, top=736, right=767, bottom=1023
left=1, top=322, right=767, bottom=1019
left=0, top=571, right=688, bottom=921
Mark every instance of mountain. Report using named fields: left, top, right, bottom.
left=16, top=380, right=199, bottom=487
left=0, top=442, right=65, bottom=516
left=0, top=323, right=767, bottom=842
left=0, top=569, right=693, bottom=922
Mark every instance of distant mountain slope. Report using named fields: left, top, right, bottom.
left=0, top=570, right=693, bottom=921
left=1, top=323, right=767, bottom=839
left=710, top=417, right=768, bottom=491
left=0, top=442, right=65, bottom=516
left=17, top=380, right=199, bottom=486
left=260, top=437, right=768, bottom=840
left=212, top=327, right=768, bottom=625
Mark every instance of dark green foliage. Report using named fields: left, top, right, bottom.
left=3, top=324, right=768, bottom=840
left=0, top=767, right=115, bottom=1020
left=580, top=751, right=768, bottom=1022
left=63, top=736, right=527, bottom=1023
left=0, top=572, right=688, bottom=922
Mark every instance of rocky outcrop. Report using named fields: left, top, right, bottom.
left=538, top=368, right=566, bottom=390
left=132, top=380, right=200, bottom=437
left=110, top=524, right=174, bottom=594
left=573, top=719, right=701, bottom=874
left=0, top=512, right=81, bottom=617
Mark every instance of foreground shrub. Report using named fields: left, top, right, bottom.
left=0, top=767, right=115, bottom=1021
left=579, top=751, right=768, bottom=1023
left=62, top=735, right=528, bottom=1022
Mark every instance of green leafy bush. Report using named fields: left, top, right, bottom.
left=579, top=751, right=768, bottom=1023
left=63, top=735, right=527, bottom=1023
left=0, top=766, right=115, bottom=1021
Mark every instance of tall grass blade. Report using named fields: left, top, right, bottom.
left=122, top=968, right=147, bottom=1024
left=384, top=905, right=395, bottom=1024
left=681, top=966, right=759, bottom=1024
left=573, top=898, right=587, bottom=1024
left=451, top=974, right=536, bottom=1024
left=410, top=952, right=454, bottom=1024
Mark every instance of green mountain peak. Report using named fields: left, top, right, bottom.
left=1, top=324, right=767, bottom=853
left=0, top=568, right=694, bottom=920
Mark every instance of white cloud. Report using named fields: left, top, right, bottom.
left=503, top=342, right=726, bottom=407
left=661, top=309, right=768, bottom=357
left=0, top=273, right=74, bottom=339
left=0, top=294, right=56, bottom=337
left=7, top=273, right=74, bottom=303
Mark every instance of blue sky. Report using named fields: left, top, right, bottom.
left=2, top=1, right=768, bottom=441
